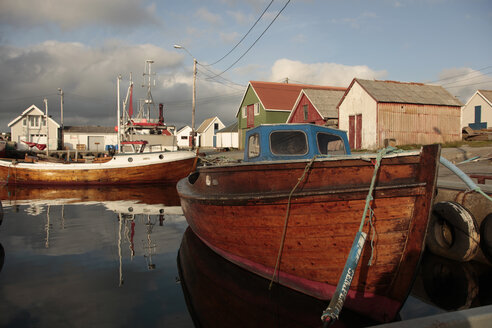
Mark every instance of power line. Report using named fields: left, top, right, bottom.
left=206, top=0, right=291, bottom=80
left=163, top=91, right=243, bottom=106
left=203, top=0, right=274, bottom=67
left=443, top=80, right=492, bottom=89
left=428, top=65, right=492, bottom=84
left=440, top=72, right=492, bottom=87
left=197, top=63, right=246, bottom=89
left=0, top=93, right=58, bottom=103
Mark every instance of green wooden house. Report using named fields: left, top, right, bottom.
left=236, top=81, right=344, bottom=149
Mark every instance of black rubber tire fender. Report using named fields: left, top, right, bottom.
left=480, top=213, right=492, bottom=263
left=426, top=201, right=480, bottom=262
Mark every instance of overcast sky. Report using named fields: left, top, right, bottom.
left=1, top=0, right=491, bottom=131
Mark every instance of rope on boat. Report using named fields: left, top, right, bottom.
left=321, top=146, right=396, bottom=326
left=268, top=155, right=319, bottom=290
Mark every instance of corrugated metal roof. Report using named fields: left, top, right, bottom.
left=64, top=126, right=115, bottom=133
left=478, top=90, right=492, bottom=104
left=303, top=88, right=346, bottom=118
left=217, top=122, right=238, bottom=133
left=250, top=81, right=345, bottom=111
left=356, top=79, right=463, bottom=107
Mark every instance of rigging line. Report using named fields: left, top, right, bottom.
left=427, top=65, right=492, bottom=84
left=203, top=0, right=275, bottom=67
left=207, top=0, right=291, bottom=80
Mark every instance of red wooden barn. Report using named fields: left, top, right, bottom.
left=287, top=88, right=346, bottom=127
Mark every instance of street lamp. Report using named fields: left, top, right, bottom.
left=174, top=44, right=197, bottom=149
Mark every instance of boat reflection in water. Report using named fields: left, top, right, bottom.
left=0, top=183, right=184, bottom=285
left=0, top=183, right=181, bottom=209
left=177, top=227, right=377, bottom=328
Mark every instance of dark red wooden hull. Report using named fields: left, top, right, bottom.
left=177, top=145, right=441, bottom=322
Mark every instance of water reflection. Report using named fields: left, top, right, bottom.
left=0, top=184, right=192, bottom=327
left=0, top=183, right=181, bottom=208
left=411, top=252, right=492, bottom=312
left=177, top=227, right=378, bottom=328
left=1, top=184, right=491, bottom=327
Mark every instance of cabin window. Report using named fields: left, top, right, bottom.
left=270, top=131, right=307, bottom=155
left=247, top=133, right=260, bottom=158
left=317, top=133, right=346, bottom=155
left=180, top=136, right=188, bottom=140
left=303, top=104, right=308, bottom=120
left=23, top=118, right=27, bottom=126
left=242, top=106, right=247, bottom=118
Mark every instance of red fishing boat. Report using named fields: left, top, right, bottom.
left=177, top=123, right=440, bottom=323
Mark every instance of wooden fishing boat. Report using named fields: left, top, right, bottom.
left=0, top=150, right=197, bottom=185
left=177, top=123, right=440, bottom=323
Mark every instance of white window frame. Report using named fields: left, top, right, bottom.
left=254, top=103, right=260, bottom=116
left=29, top=116, right=40, bottom=128
left=242, top=106, right=247, bottom=118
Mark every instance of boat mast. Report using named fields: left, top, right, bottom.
left=140, top=60, right=155, bottom=121
left=44, top=98, right=49, bottom=156
left=122, top=73, right=134, bottom=142
left=117, top=75, right=121, bottom=153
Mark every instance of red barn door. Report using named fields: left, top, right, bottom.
left=349, top=115, right=355, bottom=150
left=247, top=105, right=254, bottom=128
left=356, top=114, right=362, bottom=150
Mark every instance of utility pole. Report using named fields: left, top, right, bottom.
left=173, top=44, right=198, bottom=149
left=58, top=88, right=64, bottom=150
left=44, top=98, right=49, bottom=156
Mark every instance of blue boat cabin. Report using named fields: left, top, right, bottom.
left=244, top=124, right=351, bottom=162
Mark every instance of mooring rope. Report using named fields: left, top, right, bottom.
left=268, top=155, right=318, bottom=290
left=439, top=156, right=492, bottom=203
left=321, top=147, right=397, bottom=325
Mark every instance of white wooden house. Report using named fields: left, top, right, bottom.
left=215, top=122, right=238, bottom=149
left=8, top=104, right=60, bottom=151
left=195, top=117, right=225, bottom=148
left=63, top=126, right=117, bottom=151
left=176, top=125, right=192, bottom=148
left=462, top=90, right=491, bottom=130
left=338, top=79, right=463, bottom=150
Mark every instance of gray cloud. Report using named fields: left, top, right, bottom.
left=0, top=0, right=160, bottom=30
left=0, top=41, right=186, bottom=129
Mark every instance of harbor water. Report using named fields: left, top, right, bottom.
left=0, top=184, right=490, bottom=327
